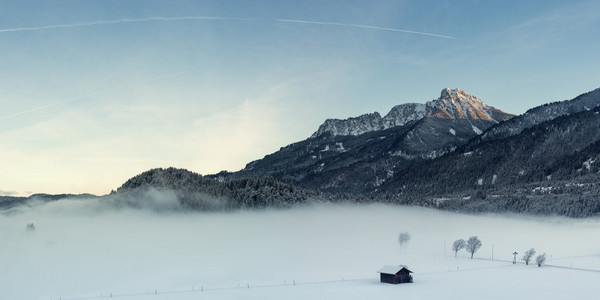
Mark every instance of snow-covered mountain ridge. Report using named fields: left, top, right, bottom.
left=312, top=88, right=514, bottom=138
left=478, top=87, right=600, bottom=142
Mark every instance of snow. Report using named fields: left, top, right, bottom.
left=583, top=158, right=595, bottom=170
left=377, top=265, right=410, bottom=274
left=1, top=201, right=599, bottom=300
left=533, top=186, right=555, bottom=194
left=392, top=149, right=445, bottom=160
left=335, top=142, right=346, bottom=152
left=472, top=124, right=483, bottom=134
left=391, top=150, right=417, bottom=159
left=449, top=128, right=456, bottom=135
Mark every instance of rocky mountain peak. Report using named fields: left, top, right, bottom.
left=440, top=88, right=466, bottom=99
left=441, top=87, right=478, bottom=99
left=429, top=88, right=495, bottom=120
left=311, top=88, right=514, bottom=138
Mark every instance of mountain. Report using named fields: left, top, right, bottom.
left=5, top=87, right=597, bottom=217
left=475, top=87, right=600, bottom=143
left=312, top=88, right=513, bottom=138
left=214, top=88, right=515, bottom=193
left=385, top=105, right=600, bottom=195
left=98, top=86, right=600, bottom=217
left=379, top=91, right=600, bottom=217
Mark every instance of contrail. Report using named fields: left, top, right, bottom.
left=0, top=16, right=245, bottom=33
left=0, top=16, right=456, bottom=39
left=277, top=19, right=457, bottom=39
left=0, top=71, right=190, bottom=121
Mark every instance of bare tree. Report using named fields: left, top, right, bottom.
left=398, top=232, right=411, bottom=247
left=452, top=239, right=466, bottom=257
left=522, top=248, right=536, bottom=265
left=535, top=253, right=547, bottom=267
left=465, top=236, right=482, bottom=259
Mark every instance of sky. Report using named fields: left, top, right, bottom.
left=1, top=0, right=599, bottom=196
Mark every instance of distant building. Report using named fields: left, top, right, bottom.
left=378, top=265, right=413, bottom=284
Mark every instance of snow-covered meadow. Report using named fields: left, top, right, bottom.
left=1, top=200, right=599, bottom=300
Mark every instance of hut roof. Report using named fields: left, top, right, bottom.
left=378, top=265, right=412, bottom=275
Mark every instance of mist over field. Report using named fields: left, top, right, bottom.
left=1, top=199, right=599, bottom=300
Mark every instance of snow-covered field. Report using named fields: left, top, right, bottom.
left=1, top=200, right=599, bottom=300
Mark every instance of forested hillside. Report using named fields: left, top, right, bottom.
left=384, top=106, right=600, bottom=195
left=111, top=167, right=318, bottom=210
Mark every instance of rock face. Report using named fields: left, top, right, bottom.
left=311, top=88, right=513, bottom=138
left=310, top=112, right=385, bottom=138
left=382, top=102, right=427, bottom=128
left=215, top=88, right=515, bottom=193
left=428, top=88, right=510, bottom=121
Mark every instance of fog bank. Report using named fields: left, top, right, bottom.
left=1, top=199, right=599, bottom=299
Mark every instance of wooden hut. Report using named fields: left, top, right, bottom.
left=378, top=265, right=413, bottom=284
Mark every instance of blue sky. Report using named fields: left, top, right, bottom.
left=1, top=0, right=599, bottom=196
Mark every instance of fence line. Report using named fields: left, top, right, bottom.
left=53, top=277, right=371, bottom=300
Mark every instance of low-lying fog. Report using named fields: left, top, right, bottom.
left=2, top=199, right=599, bottom=300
